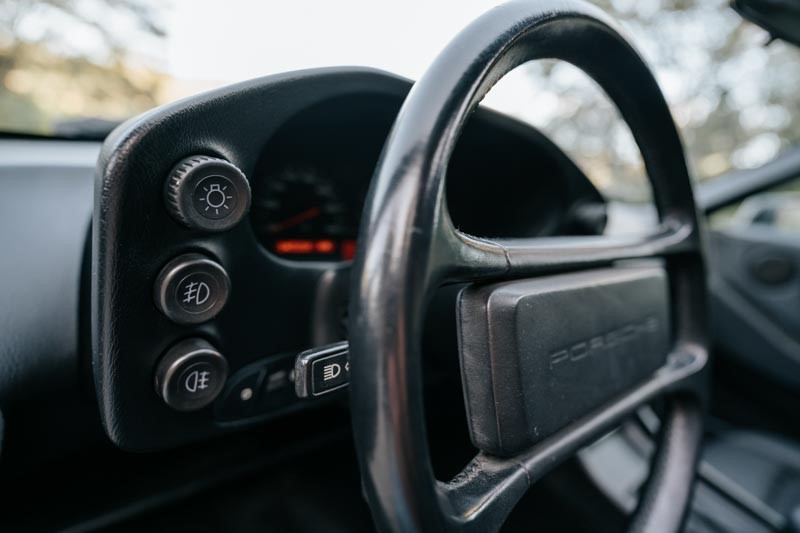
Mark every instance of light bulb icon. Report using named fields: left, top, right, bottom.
left=200, top=181, right=233, bottom=215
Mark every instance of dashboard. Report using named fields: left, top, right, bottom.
left=0, top=68, right=606, bottom=455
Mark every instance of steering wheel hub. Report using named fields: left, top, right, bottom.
left=459, top=265, right=672, bottom=456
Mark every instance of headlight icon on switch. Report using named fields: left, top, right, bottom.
left=193, top=177, right=237, bottom=220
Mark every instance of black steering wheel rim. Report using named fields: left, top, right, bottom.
left=348, top=1, right=709, bottom=531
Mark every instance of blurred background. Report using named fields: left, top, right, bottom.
left=1, top=0, right=799, bottom=204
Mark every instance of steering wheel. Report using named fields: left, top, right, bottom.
left=348, top=1, right=709, bottom=531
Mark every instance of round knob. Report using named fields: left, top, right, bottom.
left=155, top=338, right=228, bottom=412
left=165, top=155, right=251, bottom=232
left=154, top=253, right=231, bottom=324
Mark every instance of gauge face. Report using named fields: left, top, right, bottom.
left=252, top=167, right=358, bottom=261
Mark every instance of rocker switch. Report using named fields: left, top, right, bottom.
left=294, top=341, right=350, bottom=398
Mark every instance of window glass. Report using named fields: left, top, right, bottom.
left=1, top=0, right=798, bottom=200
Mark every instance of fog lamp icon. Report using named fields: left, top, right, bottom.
left=185, top=370, right=210, bottom=393
left=183, top=280, right=210, bottom=306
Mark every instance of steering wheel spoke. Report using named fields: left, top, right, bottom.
left=437, top=215, right=698, bottom=285
left=439, top=454, right=530, bottom=532
left=440, top=347, right=704, bottom=530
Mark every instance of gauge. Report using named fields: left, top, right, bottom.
left=252, top=167, right=358, bottom=261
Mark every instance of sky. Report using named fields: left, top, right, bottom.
left=165, top=0, right=509, bottom=83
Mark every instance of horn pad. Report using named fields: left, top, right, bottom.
left=457, top=265, right=671, bottom=456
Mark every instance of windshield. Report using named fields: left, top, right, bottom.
left=2, top=0, right=799, bottom=198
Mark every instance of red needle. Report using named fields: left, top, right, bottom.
left=268, top=206, right=321, bottom=233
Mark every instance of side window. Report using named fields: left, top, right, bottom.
left=711, top=176, right=800, bottom=235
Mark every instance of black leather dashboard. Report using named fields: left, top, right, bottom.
left=91, top=68, right=605, bottom=450
left=0, top=140, right=97, bottom=405
left=0, top=68, right=605, bottom=454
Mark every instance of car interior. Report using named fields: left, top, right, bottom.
left=1, top=0, right=800, bottom=531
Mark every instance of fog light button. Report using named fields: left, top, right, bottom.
left=154, top=253, right=230, bottom=324
left=155, top=338, right=228, bottom=412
